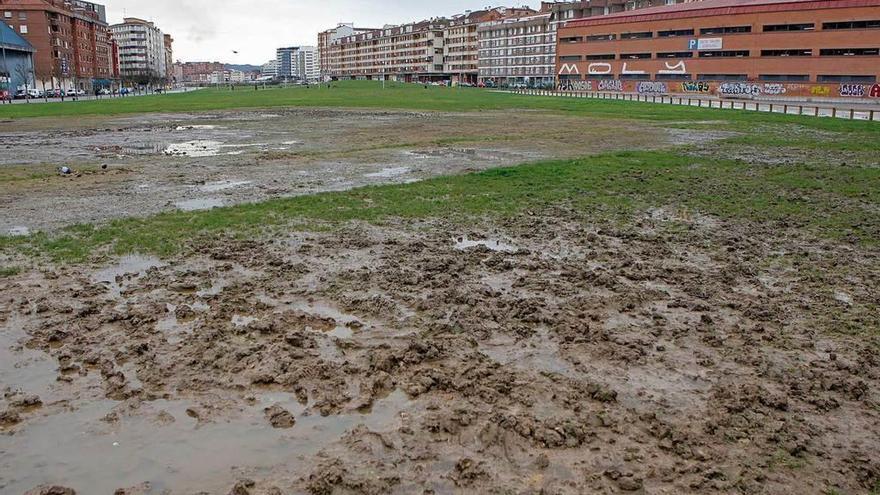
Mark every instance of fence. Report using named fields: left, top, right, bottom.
left=511, top=89, right=880, bottom=122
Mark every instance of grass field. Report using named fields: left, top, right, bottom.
left=1, top=81, right=879, bottom=264
left=0, top=80, right=873, bottom=133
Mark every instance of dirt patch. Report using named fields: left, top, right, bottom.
left=0, top=108, right=715, bottom=233
left=1, top=203, right=878, bottom=493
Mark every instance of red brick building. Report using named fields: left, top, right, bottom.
left=0, top=0, right=115, bottom=91
left=556, top=0, right=880, bottom=99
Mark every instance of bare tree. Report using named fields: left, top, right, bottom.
left=14, top=62, right=32, bottom=102
left=36, top=65, right=53, bottom=102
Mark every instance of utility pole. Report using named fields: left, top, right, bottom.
left=1, top=22, right=8, bottom=102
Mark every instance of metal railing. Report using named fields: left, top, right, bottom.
left=511, top=88, right=880, bottom=122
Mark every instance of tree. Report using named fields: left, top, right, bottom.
left=36, top=64, right=53, bottom=102
left=14, top=62, right=32, bottom=103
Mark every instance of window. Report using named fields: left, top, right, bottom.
left=820, top=48, right=879, bottom=56
left=3, top=11, right=10, bottom=18
left=586, top=54, right=615, bottom=60
left=656, top=73, right=692, bottom=80
left=658, top=51, right=694, bottom=58
left=621, top=53, right=651, bottom=59
left=18, top=11, right=25, bottom=20
left=658, top=29, right=694, bottom=37
left=761, top=49, right=812, bottom=57
left=559, top=55, right=582, bottom=62
left=19, top=25, right=27, bottom=34
left=620, top=31, right=653, bottom=40
left=619, top=73, right=649, bottom=80
left=764, top=23, right=815, bottom=32
left=700, top=26, right=751, bottom=35
left=559, top=36, right=582, bottom=43
left=586, top=34, right=616, bottom=41
left=823, top=20, right=880, bottom=30
left=699, top=50, right=750, bottom=58
left=698, top=74, right=748, bottom=81
left=759, top=74, right=810, bottom=82
left=817, top=74, right=877, bottom=83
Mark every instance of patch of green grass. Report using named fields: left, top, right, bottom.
left=5, top=148, right=878, bottom=262
left=0, top=265, right=21, bottom=277
left=2, top=81, right=878, bottom=136
left=769, top=449, right=808, bottom=470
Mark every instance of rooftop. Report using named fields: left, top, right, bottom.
left=568, top=0, right=880, bottom=27
left=0, top=20, right=35, bottom=52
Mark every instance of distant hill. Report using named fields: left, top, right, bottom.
left=225, top=64, right=262, bottom=73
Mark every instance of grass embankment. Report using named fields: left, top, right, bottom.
left=1, top=149, right=877, bottom=263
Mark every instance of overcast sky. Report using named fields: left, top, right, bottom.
left=106, top=0, right=541, bottom=66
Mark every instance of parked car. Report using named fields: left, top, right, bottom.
left=119, top=87, right=132, bottom=95
left=98, top=88, right=111, bottom=95
left=14, top=89, right=41, bottom=99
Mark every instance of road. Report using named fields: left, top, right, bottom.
left=0, top=87, right=200, bottom=105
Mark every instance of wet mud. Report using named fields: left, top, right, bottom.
left=1, top=205, right=878, bottom=493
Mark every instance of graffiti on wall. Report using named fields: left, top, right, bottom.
left=839, top=84, right=866, bottom=97
left=762, top=84, right=786, bottom=96
left=597, top=79, right=623, bottom=91
left=558, top=80, right=593, bottom=91
left=871, top=84, right=880, bottom=98
left=681, top=81, right=710, bottom=93
left=810, top=86, right=832, bottom=97
left=637, top=81, right=668, bottom=94
left=718, top=82, right=762, bottom=97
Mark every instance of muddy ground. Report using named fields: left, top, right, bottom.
left=2, top=108, right=879, bottom=495
left=0, top=108, right=714, bottom=234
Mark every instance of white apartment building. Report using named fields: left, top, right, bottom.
left=261, top=59, right=277, bottom=79
left=297, top=46, right=319, bottom=83
left=110, top=17, right=167, bottom=80
left=477, top=10, right=556, bottom=88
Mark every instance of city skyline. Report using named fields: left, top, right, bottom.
left=104, top=0, right=552, bottom=64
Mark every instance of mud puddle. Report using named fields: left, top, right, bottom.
left=197, top=180, right=252, bottom=193
left=92, top=255, right=164, bottom=298
left=365, top=167, right=410, bottom=178
left=454, top=236, right=518, bottom=253
left=175, top=198, right=224, bottom=211
left=5, top=226, right=30, bottom=237
left=0, top=390, right=413, bottom=494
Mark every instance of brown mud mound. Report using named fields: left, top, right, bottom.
left=1, top=208, right=878, bottom=494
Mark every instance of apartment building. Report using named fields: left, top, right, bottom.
left=275, top=46, right=297, bottom=80
left=298, top=45, right=319, bottom=82
left=318, top=23, right=377, bottom=80
left=443, top=8, right=533, bottom=84
left=163, top=33, right=172, bottom=82
left=173, top=61, right=224, bottom=83
left=477, top=7, right=553, bottom=87
left=260, top=59, right=276, bottom=79
left=326, top=19, right=451, bottom=82
left=110, top=17, right=168, bottom=81
left=0, top=0, right=115, bottom=91
left=555, top=0, right=880, bottom=98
